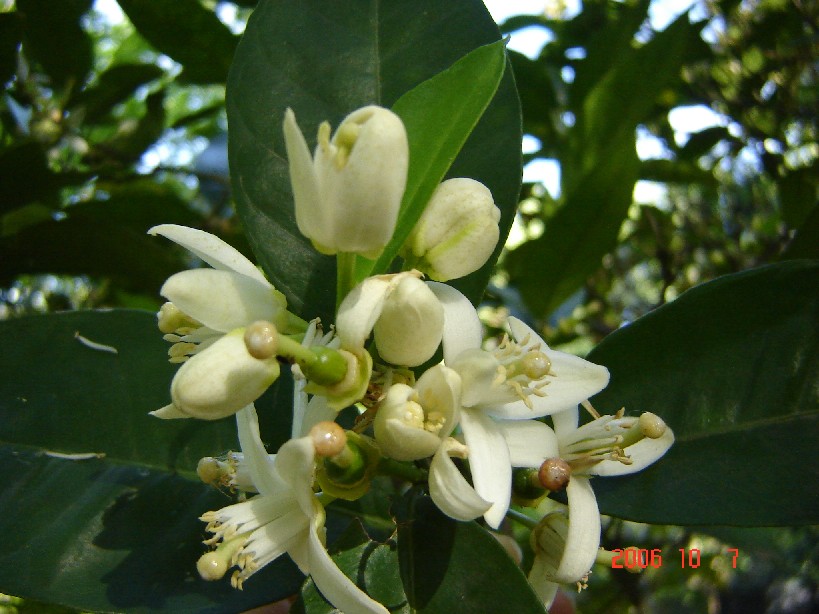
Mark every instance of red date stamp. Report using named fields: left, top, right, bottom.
left=611, top=547, right=739, bottom=570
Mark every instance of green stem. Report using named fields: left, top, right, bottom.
left=336, top=252, right=357, bottom=309
left=505, top=507, right=538, bottom=529
left=377, top=458, right=427, bottom=482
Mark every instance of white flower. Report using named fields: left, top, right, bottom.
left=427, top=282, right=610, bottom=529
left=373, top=363, right=461, bottom=461
left=197, top=406, right=388, bottom=614
left=283, top=106, right=408, bottom=258
left=149, top=225, right=292, bottom=420
left=404, top=178, right=501, bottom=281
left=336, top=271, right=444, bottom=367
left=527, top=404, right=675, bottom=606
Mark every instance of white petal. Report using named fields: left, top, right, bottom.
left=306, top=528, right=388, bottom=614
left=527, top=557, right=559, bottom=609
left=274, top=436, right=317, bottom=519
left=171, top=333, right=279, bottom=420
left=459, top=410, right=511, bottom=529
left=551, top=406, right=580, bottom=441
left=283, top=109, right=328, bottom=249
left=592, top=427, right=675, bottom=476
left=496, top=419, right=559, bottom=467
left=415, top=364, right=462, bottom=438
left=428, top=438, right=491, bottom=521
left=335, top=275, right=392, bottom=350
left=378, top=417, right=442, bottom=461
left=427, top=281, right=483, bottom=364
left=236, top=405, right=285, bottom=496
left=487, top=319, right=609, bottom=419
left=149, top=403, right=189, bottom=419
left=161, top=269, right=283, bottom=333
left=555, top=476, right=601, bottom=584
left=148, top=224, right=268, bottom=285
left=296, top=395, right=336, bottom=439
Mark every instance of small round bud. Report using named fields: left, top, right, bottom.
left=243, top=321, right=278, bottom=359
left=197, top=551, right=228, bottom=581
left=538, top=458, right=572, bottom=491
left=639, top=412, right=667, bottom=439
left=310, top=421, right=347, bottom=457
left=521, top=351, right=551, bottom=379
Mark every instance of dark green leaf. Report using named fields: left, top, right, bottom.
left=395, top=490, right=545, bottom=613
left=17, top=0, right=93, bottom=87
left=0, top=142, right=62, bottom=212
left=296, top=523, right=407, bottom=613
left=0, top=216, right=181, bottom=292
left=227, top=0, right=521, bottom=322
left=587, top=261, right=819, bottom=526
left=0, top=12, right=22, bottom=85
left=779, top=166, right=818, bottom=229
left=639, top=158, right=717, bottom=186
left=116, top=0, right=238, bottom=84
left=0, top=310, right=303, bottom=611
left=90, top=89, right=166, bottom=165
left=781, top=203, right=819, bottom=260
left=678, top=126, right=732, bottom=160
left=70, top=63, right=165, bottom=123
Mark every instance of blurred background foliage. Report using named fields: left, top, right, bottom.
left=0, top=0, right=816, bottom=612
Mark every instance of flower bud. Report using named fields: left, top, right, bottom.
left=404, top=178, right=500, bottom=281
left=373, top=275, right=444, bottom=366
left=169, top=331, right=280, bottom=420
left=283, top=106, right=408, bottom=258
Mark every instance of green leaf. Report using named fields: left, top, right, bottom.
left=507, top=14, right=701, bottom=318
left=70, top=63, right=165, bottom=123
left=0, top=310, right=303, bottom=611
left=586, top=261, right=819, bottom=526
left=779, top=166, right=818, bottom=229
left=116, top=0, right=239, bottom=84
left=227, top=0, right=521, bottom=322
left=639, top=158, right=717, bottom=186
left=0, top=216, right=180, bottom=292
left=781, top=202, right=819, bottom=260
left=395, top=490, right=545, bottom=613
left=16, top=0, right=93, bottom=87
left=365, top=40, right=507, bottom=279
left=296, top=523, right=407, bottom=613
left=0, top=143, right=63, bottom=212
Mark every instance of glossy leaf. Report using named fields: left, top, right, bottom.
left=395, top=490, right=545, bottom=613
left=0, top=310, right=303, bottom=611
left=116, top=0, right=238, bottom=84
left=227, top=0, right=521, bottom=322
left=586, top=261, right=819, bottom=526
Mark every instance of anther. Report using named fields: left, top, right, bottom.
left=639, top=412, right=667, bottom=438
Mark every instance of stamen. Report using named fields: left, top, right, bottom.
left=310, top=421, right=347, bottom=457
left=243, top=320, right=279, bottom=359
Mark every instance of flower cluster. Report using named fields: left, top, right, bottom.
left=149, top=104, right=674, bottom=611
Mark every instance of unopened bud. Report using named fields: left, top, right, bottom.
left=538, top=458, right=572, bottom=491
left=373, top=275, right=444, bottom=367
left=243, top=320, right=278, bottom=359
left=404, top=178, right=500, bottom=281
